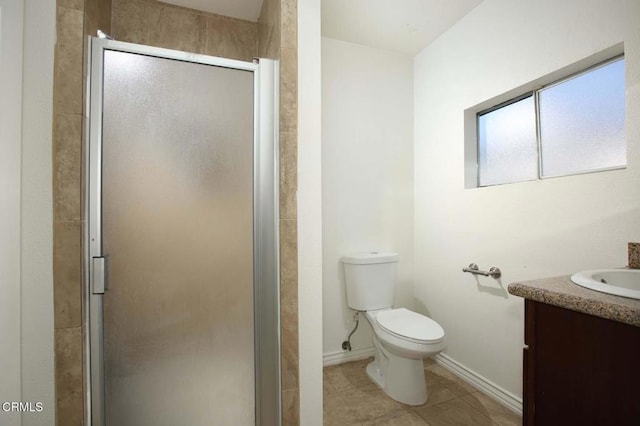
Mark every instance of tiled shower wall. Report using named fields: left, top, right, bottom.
left=258, top=0, right=300, bottom=424
left=111, top=0, right=258, bottom=61
left=53, top=0, right=111, bottom=424
left=52, top=0, right=299, bottom=424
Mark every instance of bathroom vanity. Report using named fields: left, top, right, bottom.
left=508, top=276, right=640, bottom=426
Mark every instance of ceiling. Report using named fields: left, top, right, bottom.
left=322, top=0, right=484, bottom=55
left=162, top=0, right=265, bottom=21
left=161, top=0, right=484, bottom=55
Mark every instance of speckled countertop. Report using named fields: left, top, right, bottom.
left=508, top=275, right=640, bottom=327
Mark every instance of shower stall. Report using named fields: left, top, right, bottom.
left=85, top=37, right=280, bottom=426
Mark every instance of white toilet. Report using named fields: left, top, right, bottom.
left=341, top=252, right=446, bottom=405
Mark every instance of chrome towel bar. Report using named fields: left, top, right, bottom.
left=462, top=263, right=501, bottom=279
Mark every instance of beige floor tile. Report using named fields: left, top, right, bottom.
left=414, top=398, right=494, bottom=426
left=421, top=376, right=459, bottom=407
left=423, top=358, right=437, bottom=368
left=332, top=358, right=374, bottom=390
left=324, top=391, right=362, bottom=426
left=369, top=411, right=430, bottom=426
left=462, top=393, right=521, bottom=426
left=342, top=386, right=408, bottom=424
left=324, top=363, right=360, bottom=393
left=324, top=360, right=517, bottom=426
left=425, top=365, right=476, bottom=396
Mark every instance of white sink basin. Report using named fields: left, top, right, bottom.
left=571, top=269, right=640, bottom=300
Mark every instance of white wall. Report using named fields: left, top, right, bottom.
left=298, top=0, right=323, bottom=423
left=414, top=0, right=640, bottom=398
left=0, top=1, right=25, bottom=423
left=0, top=0, right=54, bottom=424
left=20, top=0, right=55, bottom=424
left=322, top=37, right=414, bottom=360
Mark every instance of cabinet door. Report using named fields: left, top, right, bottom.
left=530, top=301, right=640, bottom=425
left=523, top=301, right=536, bottom=426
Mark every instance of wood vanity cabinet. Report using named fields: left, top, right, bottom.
left=523, top=300, right=640, bottom=426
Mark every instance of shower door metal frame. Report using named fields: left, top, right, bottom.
left=84, top=37, right=281, bottom=426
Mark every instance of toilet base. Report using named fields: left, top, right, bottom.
left=367, top=338, right=429, bottom=406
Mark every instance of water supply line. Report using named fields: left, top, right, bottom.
left=342, top=312, right=359, bottom=351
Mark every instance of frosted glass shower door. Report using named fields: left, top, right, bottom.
left=101, top=50, right=255, bottom=426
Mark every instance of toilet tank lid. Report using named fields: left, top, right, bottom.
left=341, top=252, right=399, bottom=264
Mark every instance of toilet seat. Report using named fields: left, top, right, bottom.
left=376, top=308, right=444, bottom=344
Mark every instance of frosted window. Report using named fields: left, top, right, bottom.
left=475, top=56, right=626, bottom=187
left=539, top=58, right=626, bottom=177
left=478, top=96, right=538, bottom=186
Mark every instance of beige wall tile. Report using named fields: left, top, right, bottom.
left=280, top=219, right=298, bottom=305
left=257, top=0, right=280, bottom=59
left=279, top=131, right=297, bottom=220
left=281, top=0, right=296, bottom=49
left=279, top=47, right=297, bottom=133
left=277, top=1, right=298, bottom=420
left=54, top=222, right=83, bottom=329
left=58, top=0, right=84, bottom=11
left=111, top=0, right=153, bottom=44
left=259, top=0, right=278, bottom=37
left=54, top=113, right=82, bottom=222
left=257, top=23, right=269, bottom=58
left=85, top=0, right=112, bottom=37
left=204, top=15, right=257, bottom=61
left=99, top=0, right=112, bottom=31
left=148, top=3, right=206, bottom=53
left=54, top=6, right=84, bottom=115
left=54, top=2, right=88, bottom=424
left=55, top=326, right=85, bottom=426
left=281, top=302, right=299, bottom=391
left=257, top=6, right=271, bottom=58
left=266, top=30, right=280, bottom=60
left=113, top=0, right=257, bottom=60
left=264, top=0, right=280, bottom=28
left=282, top=387, right=300, bottom=426
left=85, top=14, right=98, bottom=45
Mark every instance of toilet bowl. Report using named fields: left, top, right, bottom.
left=367, top=308, right=445, bottom=359
left=364, top=308, right=445, bottom=405
left=341, top=252, right=446, bottom=406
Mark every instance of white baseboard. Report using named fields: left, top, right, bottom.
left=435, top=353, right=523, bottom=415
left=323, top=346, right=375, bottom=367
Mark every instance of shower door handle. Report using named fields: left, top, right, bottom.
left=92, top=256, right=109, bottom=294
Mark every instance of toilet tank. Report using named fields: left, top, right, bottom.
left=341, top=252, right=399, bottom=311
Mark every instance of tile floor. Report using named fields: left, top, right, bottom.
left=323, top=358, right=521, bottom=426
